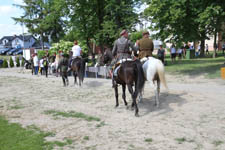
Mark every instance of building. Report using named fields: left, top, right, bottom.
left=0, top=35, right=36, bottom=49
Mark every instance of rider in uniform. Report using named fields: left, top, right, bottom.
left=137, top=31, right=154, bottom=59
left=58, top=53, right=69, bottom=86
left=111, top=29, right=138, bottom=87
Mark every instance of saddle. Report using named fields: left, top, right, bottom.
left=113, top=58, right=133, bottom=76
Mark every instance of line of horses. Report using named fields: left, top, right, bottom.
left=23, top=51, right=168, bottom=117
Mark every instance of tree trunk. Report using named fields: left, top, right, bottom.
left=213, top=31, right=217, bottom=58
left=200, top=39, right=205, bottom=57
left=41, top=33, right=44, bottom=50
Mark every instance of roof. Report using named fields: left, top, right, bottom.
left=0, top=35, right=35, bottom=43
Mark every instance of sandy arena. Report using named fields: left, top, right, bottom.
left=0, top=68, right=225, bottom=150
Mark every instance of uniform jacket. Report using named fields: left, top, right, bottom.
left=138, top=37, right=154, bottom=59
left=112, top=36, right=138, bottom=60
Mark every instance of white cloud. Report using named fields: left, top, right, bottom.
left=13, top=0, right=25, bottom=5
left=0, top=5, right=16, bottom=15
left=0, top=24, right=28, bottom=39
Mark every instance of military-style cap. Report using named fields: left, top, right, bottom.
left=142, top=30, right=150, bottom=35
left=120, top=29, right=127, bottom=36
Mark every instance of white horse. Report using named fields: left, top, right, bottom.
left=139, top=57, right=168, bottom=107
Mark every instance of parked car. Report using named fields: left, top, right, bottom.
left=7, top=48, right=21, bottom=55
left=13, top=49, right=23, bottom=55
left=0, top=59, right=3, bottom=67
left=0, top=48, right=12, bottom=55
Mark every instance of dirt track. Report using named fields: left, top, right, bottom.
left=0, top=68, right=225, bottom=150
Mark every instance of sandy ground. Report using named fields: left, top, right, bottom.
left=0, top=67, right=225, bottom=150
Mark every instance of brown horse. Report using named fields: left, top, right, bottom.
left=70, top=57, right=85, bottom=86
left=108, top=57, right=145, bottom=116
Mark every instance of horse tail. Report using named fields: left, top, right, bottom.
left=135, top=60, right=145, bottom=93
left=156, top=60, right=168, bottom=89
left=80, top=59, right=86, bottom=82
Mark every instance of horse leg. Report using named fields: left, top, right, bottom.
left=138, top=84, right=145, bottom=103
left=114, top=84, right=119, bottom=108
left=155, top=79, right=160, bottom=107
left=73, top=72, right=77, bottom=85
left=128, top=84, right=139, bottom=117
left=127, top=84, right=134, bottom=110
left=122, top=84, right=128, bottom=106
left=62, top=75, right=66, bottom=87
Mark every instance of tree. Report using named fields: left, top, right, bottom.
left=144, top=0, right=225, bottom=57
left=13, top=0, right=67, bottom=47
left=2, top=59, right=8, bottom=68
left=16, top=57, right=20, bottom=67
left=9, top=57, right=14, bottom=68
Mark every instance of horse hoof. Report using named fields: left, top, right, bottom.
left=115, top=105, right=119, bottom=108
left=135, top=113, right=139, bottom=117
left=126, top=106, right=129, bottom=109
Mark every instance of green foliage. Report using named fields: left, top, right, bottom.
left=49, top=40, right=73, bottom=54
left=144, top=0, right=225, bottom=45
left=2, top=59, right=8, bottom=68
left=13, top=0, right=67, bottom=44
left=130, top=30, right=143, bottom=43
left=44, top=110, right=101, bottom=122
left=16, top=57, right=20, bottom=67
left=9, top=57, right=14, bottom=68
left=21, top=58, right=25, bottom=66
left=37, top=50, right=46, bottom=59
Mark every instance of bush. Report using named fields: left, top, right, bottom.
left=21, top=58, right=25, bottom=67
left=2, top=59, right=8, bottom=68
left=37, top=50, right=46, bottom=59
left=16, top=57, right=20, bottom=67
left=9, top=57, right=14, bottom=67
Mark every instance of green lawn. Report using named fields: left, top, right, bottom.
left=0, top=116, right=72, bottom=150
left=164, top=52, right=225, bottom=78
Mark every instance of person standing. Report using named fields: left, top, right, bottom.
left=170, top=44, right=176, bottom=64
left=43, top=56, right=49, bottom=77
left=33, top=53, right=39, bottom=75
left=137, top=31, right=154, bottom=59
left=39, top=57, right=44, bottom=75
left=222, top=42, right=225, bottom=56
left=205, top=44, right=209, bottom=55
left=57, top=53, right=69, bottom=86
left=178, top=48, right=183, bottom=60
left=157, top=45, right=165, bottom=64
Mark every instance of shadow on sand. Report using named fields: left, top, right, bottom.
left=138, top=92, right=187, bottom=117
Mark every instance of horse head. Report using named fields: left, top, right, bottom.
left=102, top=48, right=113, bottom=65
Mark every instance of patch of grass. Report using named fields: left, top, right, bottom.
left=0, top=117, right=73, bottom=150
left=44, top=110, right=101, bottom=122
left=83, top=136, right=89, bottom=140
left=0, top=116, right=53, bottom=150
left=165, top=54, right=225, bottom=78
left=9, top=105, right=25, bottom=110
left=175, top=137, right=187, bottom=144
left=144, top=138, right=153, bottom=143
left=212, top=140, right=224, bottom=147
left=96, top=121, right=106, bottom=128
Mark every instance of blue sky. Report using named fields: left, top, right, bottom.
left=0, top=0, right=28, bottom=39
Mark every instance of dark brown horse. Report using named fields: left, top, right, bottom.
left=103, top=49, right=145, bottom=116
left=70, top=57, right=85, bottom=86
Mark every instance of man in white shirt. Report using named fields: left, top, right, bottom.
left=33, top=53, right=39, bottom=75
left=68, top=40, right=82, bottom=71
left=71, top=40, right=82, bottom=58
